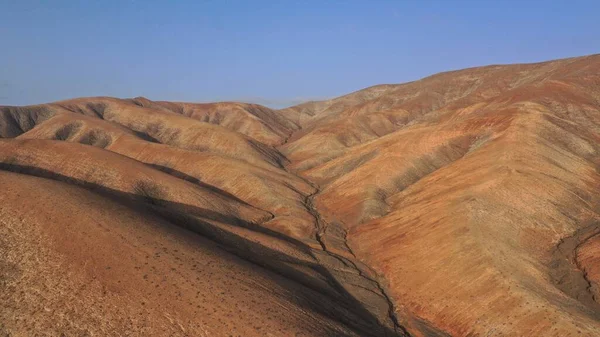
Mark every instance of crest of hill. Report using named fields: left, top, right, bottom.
left=129, top=97, right=299, bottom=145
left=279, top=53, right=600, bottom=170
left=279, top=54, right=600, bottom=130
left=1, top=97, right=288, bottom=168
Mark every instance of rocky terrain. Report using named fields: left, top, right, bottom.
left=2, top=54, right=600, bottom=336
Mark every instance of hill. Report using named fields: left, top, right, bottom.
left=2, top=54, right=600, bottom=336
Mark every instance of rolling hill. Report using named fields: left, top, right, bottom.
left=2, top=54, right=600, bottom=336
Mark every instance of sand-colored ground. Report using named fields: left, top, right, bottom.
left=2, top=54, right=600, bottom=336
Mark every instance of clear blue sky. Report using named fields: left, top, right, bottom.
left=1, top=0, right=599, bottom=107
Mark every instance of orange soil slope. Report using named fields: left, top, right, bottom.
left=129, top=97, right=299, bottom=145
left=0, top=171, right=360, bottom=336
left=2, top=54, right=600, bottom=336
left=0, top=99, right=407, bottom=336
left=281, top=54, right=600, bottom=336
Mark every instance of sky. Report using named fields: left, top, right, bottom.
left=1, top=0, right=599, bottom=107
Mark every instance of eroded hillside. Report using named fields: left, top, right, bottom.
left=2, top=54, right=600, bottom=336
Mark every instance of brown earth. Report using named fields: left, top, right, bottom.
left=2, top=53, right=600, bottom=336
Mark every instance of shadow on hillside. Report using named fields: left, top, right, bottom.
left=0, top=162, right=403, bottom=337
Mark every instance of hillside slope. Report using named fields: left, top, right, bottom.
left=2, top=54, right=600, bottom=336
left=278, top=54, right=600, bottom=336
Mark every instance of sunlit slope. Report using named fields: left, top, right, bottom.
left=2, top=54, right=600, bottom=336
left=279, top=54, right=600, bottom=336
left=130, top=97, right=299, bottom=145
